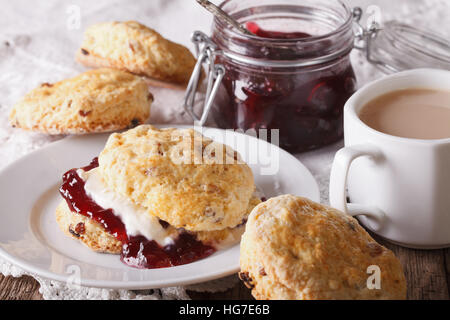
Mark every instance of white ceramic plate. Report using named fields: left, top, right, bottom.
left=0, top=125, right=319, bottom=289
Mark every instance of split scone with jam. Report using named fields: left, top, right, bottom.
left=239, top=195, right=407, bottom=300
left=56, top=125, right=261, bottom=268
left=76, top=21, right=197, bottom=88
left=9, top=68, right=152, bottom=134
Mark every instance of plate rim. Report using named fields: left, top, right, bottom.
left=0, top=125, right=320, bottom=289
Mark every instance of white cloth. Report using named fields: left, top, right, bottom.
left=0, top=0, right=448, bottom=300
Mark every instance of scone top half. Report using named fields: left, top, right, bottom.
left=77, top=21, right=197, bottom=85
left=98, top=125, right=255, bottom=232
left=240, top=195, right=407, bottom=300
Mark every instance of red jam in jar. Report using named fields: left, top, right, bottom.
left=246, top=22, right=311, bottom=40
left=210, top=0, right=356, bottom=152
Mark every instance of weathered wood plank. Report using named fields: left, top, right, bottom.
left=0, top=274, right=253, bottom=300
left=188, top=281, right=254, bottom=300
left=0, top=275, right=42, bottom=300
left=2, top=245, right=449, bottom=300
left=444, top=248, right=450, bottom=298
left=374, top=235, right=449, bottom=300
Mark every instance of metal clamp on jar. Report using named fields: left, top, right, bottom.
left=184, top=0, right=450, bottom=153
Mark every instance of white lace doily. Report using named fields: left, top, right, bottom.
left=0, top=0, right=448, bottom=300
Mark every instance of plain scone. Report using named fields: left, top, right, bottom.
left=98, top=125, right=256, bottom=231
left=9, top=68, right=152, bottom=134
left=239, top=195, right=407, bottom=300
left=76, top=21, right=197, bottom=87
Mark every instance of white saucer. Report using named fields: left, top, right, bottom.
left=0, top=125, right=319, bottom=289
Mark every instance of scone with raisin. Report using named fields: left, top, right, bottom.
left=56, top=125, right=260, bottom=268
left=76, top=21, right=197, bottom=88
left=55, top=193, right=261, bottom=255
left=9, top=68, right=152, bottom=134
left=239, top=195, right=406, bottom=300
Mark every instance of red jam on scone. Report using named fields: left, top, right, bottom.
left=57, top=126, right=261, bottom=269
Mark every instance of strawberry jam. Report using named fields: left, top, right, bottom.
left=59, top=159, right=216, bottom=269
left=122, top=234, right=216, bottom=269
left=246, top=22, right=310, bottom=39
left=211, top=18, right=356, bottom=152
left=59, top=158, right=127, bottom=242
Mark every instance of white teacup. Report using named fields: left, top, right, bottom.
left=329, top=68, right=450, bottom=249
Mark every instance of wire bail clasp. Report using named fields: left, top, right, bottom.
left=352, top=7, right=398, bottom=73
left=183, top=31, right=225, bottom=126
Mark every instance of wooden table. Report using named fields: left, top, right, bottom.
left=1, top=233, right=449, bottom=300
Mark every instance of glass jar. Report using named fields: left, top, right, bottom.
left=209, top=0, right=357, bottom=152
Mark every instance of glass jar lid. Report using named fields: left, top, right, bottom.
left=354, top=13, right=450, bottom=73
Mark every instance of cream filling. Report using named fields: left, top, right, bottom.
left=77, top=168, right=262, bottom=249
left=77, top=168, right=175, bottom=246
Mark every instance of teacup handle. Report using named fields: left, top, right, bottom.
left=329, top=144, right=386, bottom=228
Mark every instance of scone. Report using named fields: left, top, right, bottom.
left=99, top=125, right=255, bottom=231
left=55, top=195, right=261, bottom=254
left=56, top=125, right=261, bottom=269
left=239, top=195, right=406, bottom=300
left=55, top=201, right=122, bottom=254
left=9, top=68, right=152, bottom=134
left=76, top=21, right=197, bottom=88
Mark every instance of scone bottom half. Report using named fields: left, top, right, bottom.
left=56, top=126, right=261, bottom=269
left=9, top=68, right=153, bottom=135
left=239, top=195, right=407, bottom=300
